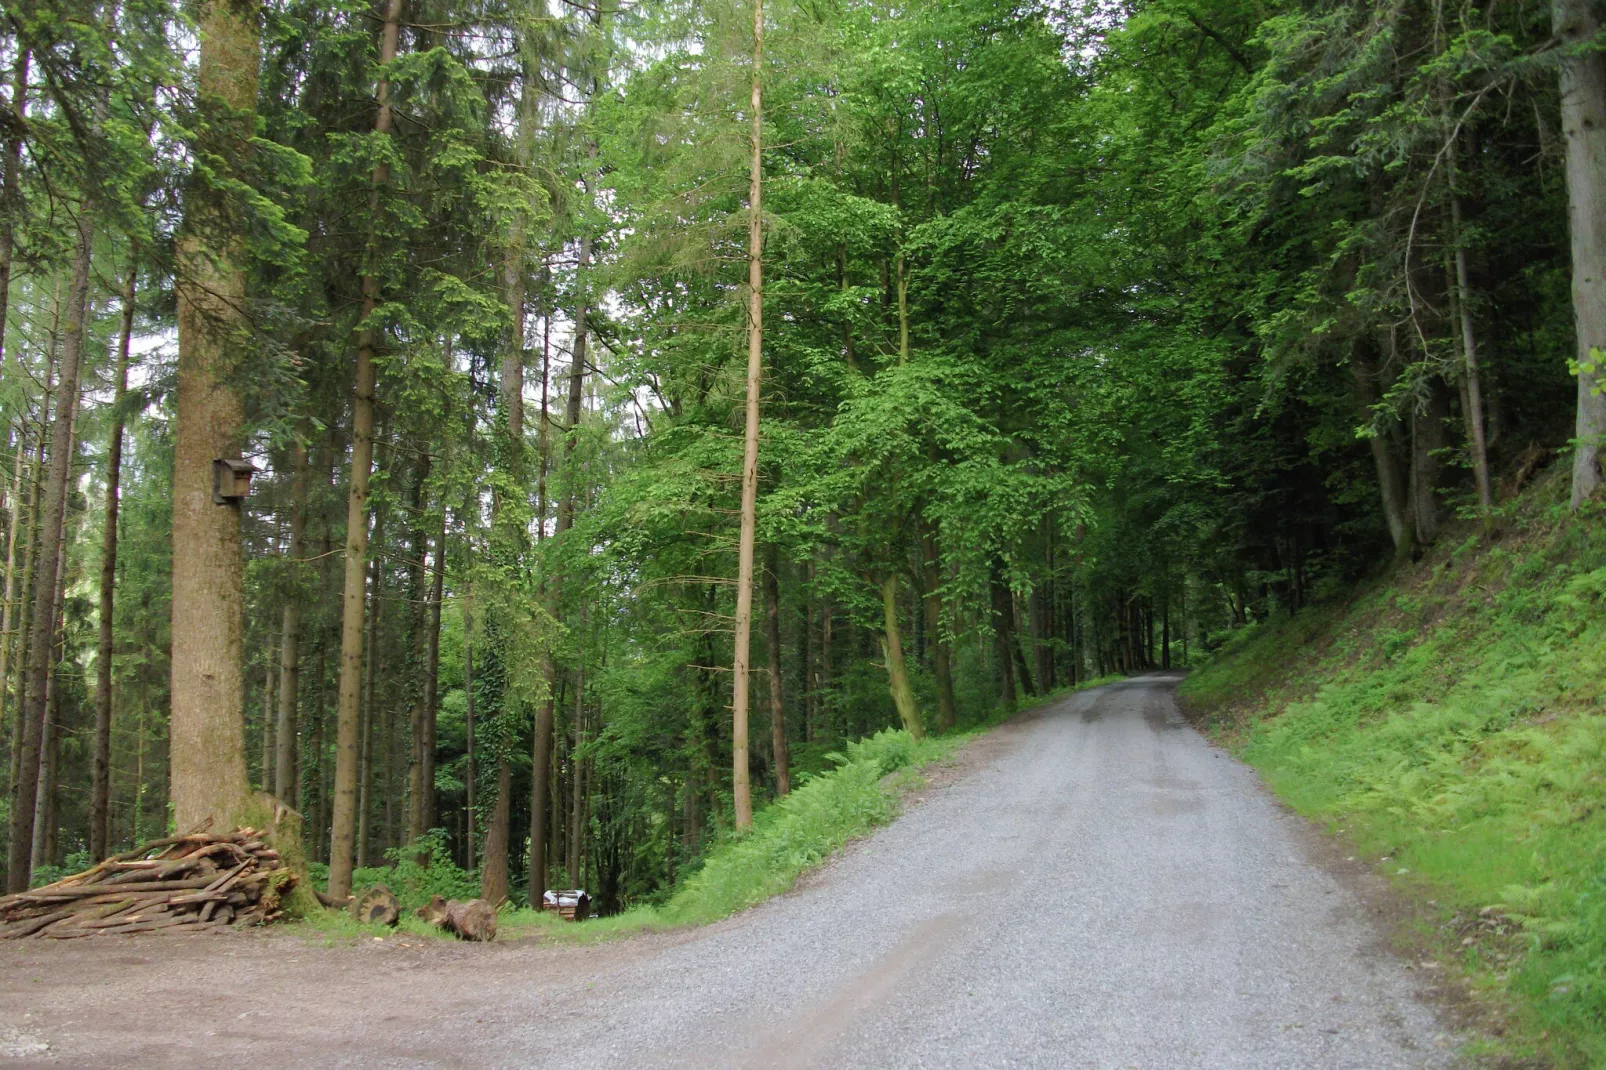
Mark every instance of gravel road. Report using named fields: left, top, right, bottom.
left=0, top=674, right=1457, bottom=1068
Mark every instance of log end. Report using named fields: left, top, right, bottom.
left=350, top=885, right=401, bottom=927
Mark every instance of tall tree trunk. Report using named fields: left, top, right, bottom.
left=1410, top=378, right=1450, bottom=547
left=463, top=593, right=476, bottom=871
left=6, top=209, right=92, bottom=891
left=763, top=548, right=789, bottom=796
left=482, top=179, right=528, bottom=904
left=91, top=248, right=137, bottom=859
left=12, top=307, right=56, bottom=796
left=880, top=575, right=924, bottom=740
left=421, top=510, right=444, bottom=838
left=919, top=522, right=956, bottom=730
left=527, top=296, right=554, bottom=905
left=357, top=496, right=386, bottom=869
left=1161, top=601, right=1171, bottom=670
left=31, top=460, right=74, bottom=876
left=275, top=437, right=307, bottom=801
left=567, top=640, right=584, bottom=885
left=2, top=417, right=31, bottom=806
left=1447, top=148, right=1495, bottom=526
left=1350, top=342, right=1414, bottom=556
left=730, top=0, right=765, bottom=830
left=1031, top=588, right=1053, bottom=693
left=329, top=0, right=403, bottom=900
left=0, top=49, right=28, bottom=371
left=480, top=759, right=512, bottom=903
left=820, top=589, right=833, bottom=739
left=259, top=642, right=277, bottom=791
left=1011, top=617, right=1037, bottom=696
left=990, top=563, right=1017, bottom=708
left=168, top=0, right=259, bottom=842
left=405, top=453, right=433, bottom=848
left=1556, top=0, right=1606, bottom=508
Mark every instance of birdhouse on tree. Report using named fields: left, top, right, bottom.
left=212, top=458, right=256, bottom=504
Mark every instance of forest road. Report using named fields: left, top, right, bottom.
left=0, top=674, right=1459, bottom=1069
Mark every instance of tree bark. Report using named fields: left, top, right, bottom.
left=0, top=49, right=28, bottom=372
left=32, top=438, right=75, bottom=876
left=329, top=0, right=403, bottom=900
left=1350, top=342, right=1414, bottom=555
left=479, top=759, right=512, bottom=904
left=527, top=298, right=554, bottom=905
left=989, top=564, right=1016, bottom=710
left=919, top=523, right=957, bottom=731
left=405, top=454, right=432, bottom=848
left=1447, top=148, right=1495, bottom=526
left=167, top=0, right=259, bottom=845
left=0, top=420, right=27, bottom=800
left=763, top=548, right=789, bottom=796
left=1409, top=378, right=1450, bottom=547
left=567, top=642, right=585, bottom=886
left=91, top=247, right=137, bottom=860
left=274, top=437, right=308, bottom=802
left=422, top=511, right=444, bottom=837
left=880, top=575, right=924, bottom=740
left=463, top=590, right=476, bottom=871
left=1555, top=0, right=1606, bottom=507
left=7, top=207, right=92, bottom=891
left=357, top=489, right=386, bottom=868
left=730, top=0, right=765, bottom=830
left=10, top=298, right=55, bottom=807
left=259, top=637, right=277, bottom=791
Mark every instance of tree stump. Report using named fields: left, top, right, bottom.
left=350, top=884, right=400, bottom=927
left=416, top=894, right=450, bottom=928
left=415, top=895, right=496, bottom=941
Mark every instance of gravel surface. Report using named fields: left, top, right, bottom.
left=0, top=674, right=1459, bottom=1068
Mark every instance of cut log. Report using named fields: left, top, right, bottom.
left=445, top=899, right=497, bottom=942
left=416, top=894, right=449, bottom=928
left=415, top=895, right=496, bottom=941
left=351, top=884, right=400, bottom=927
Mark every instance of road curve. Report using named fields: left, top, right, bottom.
left=0, top=675, right=1456, bottom=1068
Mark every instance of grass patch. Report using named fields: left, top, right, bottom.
left=1180, top=472, right=1606, bottom=1068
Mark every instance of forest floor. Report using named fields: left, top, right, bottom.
left=0, top=676, right=1461, bottom=1068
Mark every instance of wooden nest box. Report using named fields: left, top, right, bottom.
left=212, top=458, right=256, bottom=504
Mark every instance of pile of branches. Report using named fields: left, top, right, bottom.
left=0, top=828, right=296, bottom=939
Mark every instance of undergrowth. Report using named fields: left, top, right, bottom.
left=1180, top=471, right=1606, bottom=1068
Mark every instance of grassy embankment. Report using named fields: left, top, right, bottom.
left=300, top=676, right=1120, bottom=945
left=1180, top=471, right=1606, bottom=1067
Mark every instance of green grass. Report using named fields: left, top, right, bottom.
left=1180, top=473, right=1606, bottom=1068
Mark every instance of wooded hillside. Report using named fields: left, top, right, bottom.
left=0, top=0, right=1599, bottom=908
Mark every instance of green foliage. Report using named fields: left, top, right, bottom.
left=305, top=830, right=480, bottom=912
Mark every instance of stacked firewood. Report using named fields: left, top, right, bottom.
left=0, top=829, right=296, bottom=939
